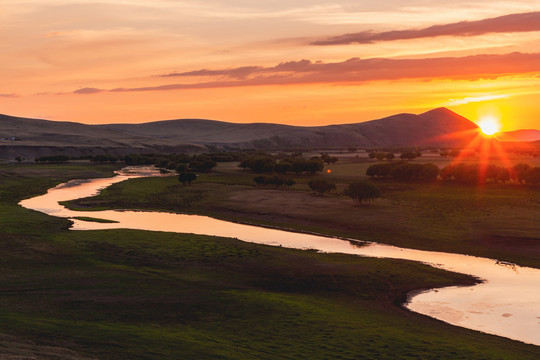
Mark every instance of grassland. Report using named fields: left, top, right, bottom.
left=66, top=156, right=540, bottom=269
left=1, top=162, right=539, bottom=358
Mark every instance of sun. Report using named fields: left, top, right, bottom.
left=477, top=115, right=501, bottom=136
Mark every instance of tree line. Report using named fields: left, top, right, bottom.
left=366, top=161, right=540, bottom=185
left=239, top=153, right=337, bottom=175
left=252, top=176, right=381, bottom=205
left=368, top=151, right=422, bottom=161
left=306, top=179, right=380, bottom=205
left=366, top=162, right=439, bottom=181
left=440, top=163, right=540, bottom=185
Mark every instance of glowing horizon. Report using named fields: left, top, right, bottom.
left=2, top=1, right=540, bottom=130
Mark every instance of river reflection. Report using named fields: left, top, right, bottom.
left=19, top=167, right=540, bottom=346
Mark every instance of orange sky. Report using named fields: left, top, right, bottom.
left=2, top=1, right=540, bottom=130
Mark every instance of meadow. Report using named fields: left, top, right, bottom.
left=67, top=154, right=540, bottom=268
left=1, top=161, right=539, bottom=359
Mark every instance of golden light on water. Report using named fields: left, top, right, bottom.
left=477, top=115, right=502, bottom=136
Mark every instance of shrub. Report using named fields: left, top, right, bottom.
left=178, top=172, right=197, bottom=185
left=308, top=179, right=336, bottom=195
left=524, top=167, right=540, bottom=185
left=399, top=152, right=418, bottom=160
left=344, top=180, right=381, bottom=205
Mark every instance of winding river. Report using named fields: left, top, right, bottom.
left=19, top=167, right=540, bottom=346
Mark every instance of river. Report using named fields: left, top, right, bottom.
left=19, top=167, right=540, bottom=346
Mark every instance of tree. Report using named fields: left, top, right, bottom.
left=320, top=153, right=338, bottom=164
left=175, top=163, right=188, bottom=173
left=419, top=163, right=440, bottom=181
left=306, top=159, right=324, bottom=174
left=441, top=164, right=484, bottom=184
left=496, top=168, right=511, bottom=183
left=366, top=162, right=399, bottom=178
left=485, top=164, right=511, bottom=183
left=239, top=156, right=276, bottom=173
left=524, top=167, right=540, bottom=185
left=189, top=155, right=217, bottom=172
left=390, top=163, right=423, bottom=181
left=178, top=172, right=197, bottom=185
left=274, top=161, right=293, bottom=174
left=291, top=159, right=324, bottom=175
left=386, top=152, right=395, bottom=161
left=308, top=179, right=336, bottom=195
left=512, top=163, right=531, bottom=184
left=253, top=176, right=266, bottom=186
left=344, top=180, right=381, bottom=205
left=400, top=152, right=417, bottom=161
left=485, top=164, right=501, bottom=182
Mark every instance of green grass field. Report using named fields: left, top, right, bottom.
left=1, top=162, right=539, bottom=359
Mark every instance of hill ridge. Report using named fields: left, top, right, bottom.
left=1, top=108, right=484, bottom=159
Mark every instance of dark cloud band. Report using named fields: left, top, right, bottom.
left=311, top=11, right=540, bottom=45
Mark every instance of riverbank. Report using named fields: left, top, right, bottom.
left=2, top=163, right=539, bottom=359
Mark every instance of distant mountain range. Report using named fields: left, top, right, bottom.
left=0, top=107, right=534, bottom=160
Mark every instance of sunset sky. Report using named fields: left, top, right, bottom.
left=2, top=1, right=540, bottom=130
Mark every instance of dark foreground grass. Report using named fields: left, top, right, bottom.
left=1, top=163, right=539, bottom=359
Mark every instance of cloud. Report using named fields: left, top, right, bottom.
left=0, top=93, right=19, bottom=98
left=73, top=87, right=104, bottom=94
left=447, top=94, right=510, bottom=106
left=161, top=66, right=264, bottom=79
left=311, top=11, right=540, bottom=45
left=77, top=52, right=540, bottom=94
left=160, top=60, right=316, bottom=79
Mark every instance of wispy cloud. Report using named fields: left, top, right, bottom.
left=311, top=11, right=540, bottom=45
left=159, top=60, right=315, bottom=79
left=73, top=87, right=103, bottom=94
left=161, top=66, right=265, bottom=79
left=71, top=52, right=540, bottom=94
left=0, top=93, right=19, bottom=98
left=447, top=94, right=510, bottom=106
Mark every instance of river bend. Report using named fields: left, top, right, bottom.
left=19, top=167, right=540, bottom=346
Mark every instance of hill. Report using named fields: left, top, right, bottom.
left=1, top=108, right=480, bottom=159
left=0, top=114, right=204, bottom=160
left=497, top=129, right=540, bottom=142
left=99, top=107, right=478, bottom=148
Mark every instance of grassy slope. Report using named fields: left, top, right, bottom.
left=1, top=163, right=539, bottom=359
